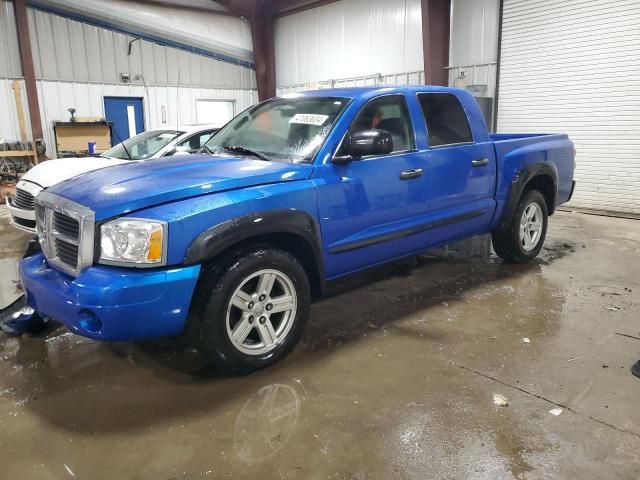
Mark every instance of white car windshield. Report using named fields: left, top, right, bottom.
left=204, top=97, right=349, bottom=164
left=103, top=130, right=184, bottom=160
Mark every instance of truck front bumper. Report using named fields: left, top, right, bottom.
left=19, top=253, right=201, bottom=341
left=5, top=197, right=37, bottom=234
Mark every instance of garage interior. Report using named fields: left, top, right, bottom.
left=0, top=0, right=639, bottom=478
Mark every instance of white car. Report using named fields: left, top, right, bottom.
left=7, top=124, right=219, bottom=233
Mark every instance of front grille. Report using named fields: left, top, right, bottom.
left=35, top=192, right=95, bottom=277
left=54, top=237, right=79, bottom=268
left=13, top=188, right=35, bottom=211
left=51, top=211, right=80, bottom=269
left=53, top=211, right=80, bottom=240
left=13, top=217, right=36, bottom=230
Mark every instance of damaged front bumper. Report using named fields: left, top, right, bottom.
left=19, top=253, right=201, bottom=341
left=0, top=295, right=49, bottom=335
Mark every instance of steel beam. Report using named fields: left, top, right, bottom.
left=421, top=0, right=451, bottom=86
left=13, top=0, right=43, bottom=144
left=273, top=0, right=340, bottom=18
left=251, top=0, right=276, bottom=100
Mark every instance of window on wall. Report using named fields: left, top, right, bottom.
left=195, top=100, right=235, bottom=127
left=417, top=93, right=473, bottom=147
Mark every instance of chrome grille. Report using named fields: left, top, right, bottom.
left=54, top=237, right=79, bottom=267
left=53, top=211, right=80, bottom=239
left=35, top=192, right=95, bottom=277
left=13, top=188, right=35, bottom=211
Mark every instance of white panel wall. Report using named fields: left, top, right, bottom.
left=448, top=0, right=499, bottom=98
left=497, top=0, right=640, bottom=215
left=450, top=0, right=498, bottom=66
left=274, top=0, right=423, bottom=87
left=29, top=0, right=253, bottom=64
left=0, top=1, right=259, bottom=157
left=276, top=71, right=426, bottom=96
left=0, top=0, right=21, bottom=78
left=25, top=8, right=256, bottom=89
left=34, top=81, right=258, bottom=157
left=0, top=79, right=31, bottom=141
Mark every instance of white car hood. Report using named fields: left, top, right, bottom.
left=21, top=157, right=130, bottom=189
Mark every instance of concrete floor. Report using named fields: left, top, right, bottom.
left=0, top=211, right=639, bottom=479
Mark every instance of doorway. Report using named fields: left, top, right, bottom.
left=103, top=96, right=145, bottom=144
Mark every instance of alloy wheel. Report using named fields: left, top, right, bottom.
left=225, top=269, right=297, bottom=356
left=519, top=201, right=543, bottom=251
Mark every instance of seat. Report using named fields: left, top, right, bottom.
left=377, top=118, right=410, bottom=151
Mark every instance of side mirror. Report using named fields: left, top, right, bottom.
left=333, top=130, right=393, bottom=164
left=164, top=148, right=176, bottom=157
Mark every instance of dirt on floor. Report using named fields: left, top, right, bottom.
left=0, top=211, right=639, bottom=480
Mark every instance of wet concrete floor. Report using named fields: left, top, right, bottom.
left=0, top=211, right=639, bottom=479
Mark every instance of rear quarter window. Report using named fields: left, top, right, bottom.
left=418, top=93, right=473, bottom=147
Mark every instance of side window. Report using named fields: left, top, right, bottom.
left=418, top=93, right=473, bottom=147
left=341, top=95, right=415, bottom=155
left=175, top=130, right=217, bottom=153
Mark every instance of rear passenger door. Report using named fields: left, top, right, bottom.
left=418, top=93, right=497, bottom=246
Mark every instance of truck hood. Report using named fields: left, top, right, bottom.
left=48, top=154, right=313, bottom=220
left=21, top=157, right=129, bottom=188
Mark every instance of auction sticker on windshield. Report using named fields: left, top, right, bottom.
left=289, top=114, right=329, bottom=126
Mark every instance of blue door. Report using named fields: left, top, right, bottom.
left=316, top=94, right=431, bottom=279
left=103, top=97, right=145, bottom=144
left=417, top=92, right=497, bottom=246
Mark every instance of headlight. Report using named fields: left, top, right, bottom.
left=100, top=218, right=167, bottom=266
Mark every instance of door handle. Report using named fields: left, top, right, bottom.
left=472, top=158, right=489, bottom=167
left=399, top=168, right=424, bottom=180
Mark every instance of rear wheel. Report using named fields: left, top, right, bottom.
left=189, top=247, right=311, bottom=374
left=492, top=189, right=548, bottom=263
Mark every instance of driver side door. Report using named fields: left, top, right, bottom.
left=316, top=94, right=430, bottom=279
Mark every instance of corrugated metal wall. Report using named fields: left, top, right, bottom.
left=25, top=7, right=256, bottom=89
left=274, top=0, right=499, bottom=102
left=35, top=81, right=257, bottom=156
left=450, top=0, right=498, bottom=67
left=0, top=1, right=258, bottom=157
left=274, top=0, right=424, bottom=87
left=2, top=79, right=258, bottom=156
left=497, top=0, right=640, bottom=215
left=0, top=79, right=30, bottom=142
left=0, top=1, right=21, bottom=78
left=276, top=71, right=426, bottom=96
left=448, top=0, right=498, bottom=98
left=31, top=0, right=254, bottom=65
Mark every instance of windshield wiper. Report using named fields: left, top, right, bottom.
left=222, top=145, right=271, bottom=162
left=108, top=126, right=133, bottom=160
left=198, top=144, right=215, bottom=155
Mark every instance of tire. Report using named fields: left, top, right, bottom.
left=492, top=189, right=548, bottom=263
left=188, top=246, right=311, bottom=374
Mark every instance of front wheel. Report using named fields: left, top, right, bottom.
left=189, top=247, right=311, bottom=374
left=492, top=189, right=548, bottom=263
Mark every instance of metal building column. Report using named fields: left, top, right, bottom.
left=13, top=0, right=43, bottom=144
left=421, top=0, right=451, bottom=86
left=251, top=0, right=276, bottom=101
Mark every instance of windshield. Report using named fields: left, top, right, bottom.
left=103, top=130, right=183, bottom=160
left=204, top=96, right=349, bottom=163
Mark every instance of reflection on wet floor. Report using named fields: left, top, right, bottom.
left=234, top=383, right=301, bottom=463
left=0, top=211, right=639, bottom=479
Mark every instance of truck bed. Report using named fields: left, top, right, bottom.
left=489, top=132, right=575, bottom=222
left=490, top=132, right=569, bottom=143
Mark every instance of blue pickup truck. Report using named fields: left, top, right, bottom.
left=20, top=86, right=575, bottom=372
